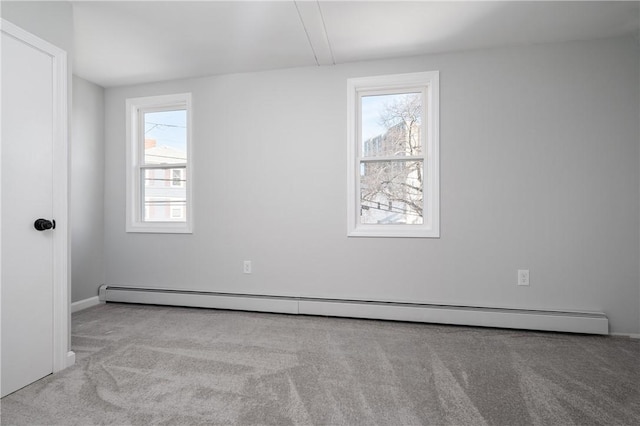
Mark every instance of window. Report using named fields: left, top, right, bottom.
left=170, top=206, right=184, bottom=219
left=347, top=72, right=439, bottom=238
left=170, top=168, right=184, bottom=187
left=126, top=93, right=192, bottom=233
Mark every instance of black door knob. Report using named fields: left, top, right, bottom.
left=34, top=218, right=55, bottom=231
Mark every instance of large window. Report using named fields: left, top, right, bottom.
left=126, top=93, right=192, bottom=233
left=347, top=72, right=439, bottom=238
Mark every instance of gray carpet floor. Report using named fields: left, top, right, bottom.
left=1, top=303, right=639, bottom=425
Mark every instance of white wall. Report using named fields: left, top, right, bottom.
left=104, top=36, right=640, bottom=334
left=71, top=76, right=105, bottom=302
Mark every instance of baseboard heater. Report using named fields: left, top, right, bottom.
left=98, top=285, right=609, bottom=335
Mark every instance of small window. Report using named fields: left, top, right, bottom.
left=170, top=206, right=184, bottom=219
left=347, top=72, right=439, bottom=238
left=126, top=93, right=192, bottom=233
left=171, top=168, right=184, bottom=187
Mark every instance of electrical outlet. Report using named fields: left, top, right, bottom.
left=243, top=260, right=252, bottom=274
left=517, top=269, right=530, bottom=286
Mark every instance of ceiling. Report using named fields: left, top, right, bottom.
left=71, top=1, right=640, bottom=88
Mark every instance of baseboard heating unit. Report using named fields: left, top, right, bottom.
left=98, top=285, right=609, bottom=335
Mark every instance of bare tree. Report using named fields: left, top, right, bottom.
left=361, top=94, right=424, bottom=224
left=378, top=94, right=422, bottom=156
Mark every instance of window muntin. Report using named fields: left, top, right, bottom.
left=347, top=72, right=439, bottom=238
left=126, top=93, right=192, bottom=233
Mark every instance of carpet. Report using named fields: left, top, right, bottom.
left=1, top=302, right=639, bottom=425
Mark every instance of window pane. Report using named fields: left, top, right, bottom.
left=360, top=160, right=423, bottom=225
left=144, top=110, right=187, bottom=165
left=361, top=93, right=422, bottom=157
left=142, top=167, right=187, bottom=222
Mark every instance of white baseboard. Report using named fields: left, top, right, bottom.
left=99, top=285, right=609, bottom=335
left=299, top=299, right=609, bottom=335
left=103, top=287, right=298, bottom=314
left=65, top=351, right=76, bottom=368
left=71, top=295, right=101, bottom=313
left=610, top=332, right=640, bottom=339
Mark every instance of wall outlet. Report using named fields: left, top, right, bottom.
left=517, top=269, right=530, bottom=286
left=243, top=260, right=252, bottom=274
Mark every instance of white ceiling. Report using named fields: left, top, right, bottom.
left=71, top=1, right=640, bottom=88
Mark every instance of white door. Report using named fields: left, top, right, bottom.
left=1, top=20, right=70, bottom=398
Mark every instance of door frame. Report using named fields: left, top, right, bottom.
left=0, top=18, right=73, bottom=381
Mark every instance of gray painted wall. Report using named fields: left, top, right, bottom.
left=71, top=76, right=105, bottom=302
left=103, top=36, right=639, bottom=333
left=1, top=1, right=73, bottom=57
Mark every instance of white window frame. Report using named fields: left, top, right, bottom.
left=347, top=71, right=439, bottom=238
left=126, top=93, right=193, bottom=233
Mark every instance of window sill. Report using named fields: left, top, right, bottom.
left=348, top=226, right=439, bottom=238
left=126, top=223, right=192, bottom=234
